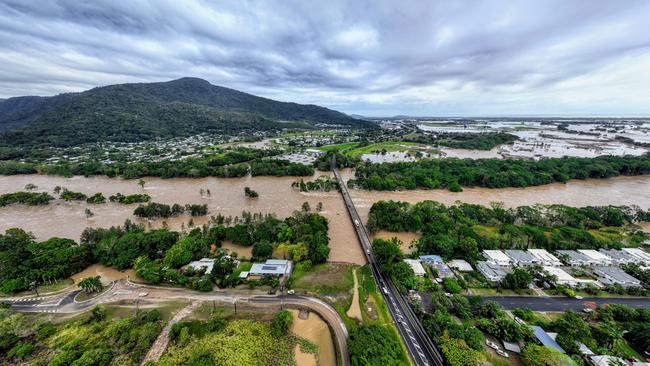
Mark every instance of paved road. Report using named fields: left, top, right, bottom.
left=333, top=161, right=443, bottom=366
left=482, top=296, right=650, bottom=311
left=9, top=280, right=350, bottom=366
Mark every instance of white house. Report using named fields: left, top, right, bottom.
left=578, top=250, right=613, bottom=266
left=505, top=250, right=540, bottom=266
left=543, top=266, right=597, bottom=287
left=482, top=250, right=512, bottom=266
left=448, top=259, right=473, bottom=272
left=622, top=248, right=650, bottom=265
left=528, top=249, right=562, bottom=266
left=404, top=259, right=426, bottom=277
left=477, top=261, right=508, bottom=283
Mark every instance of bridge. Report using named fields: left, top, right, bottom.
left=332, top=160, right=444, bottom=366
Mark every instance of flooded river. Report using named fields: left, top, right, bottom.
left=1, top=173, right=649, bottom=265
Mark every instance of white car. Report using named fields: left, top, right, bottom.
left=486, top=340, right=500, bottom=350
left=138, top=292, right=148, bottom=297
left=496, top=349, right=509, bottom=358
left=287, top=290, right=295, bottom=295
left=583, top=308, right=593, bottom=313
left=575, top=295, right=583, bottom=300
left=382, top=287, right=389, bottom=295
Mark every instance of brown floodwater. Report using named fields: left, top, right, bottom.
left=289, top=309, right=335, bottom=366
left=1, top=173, right=649, bottom=266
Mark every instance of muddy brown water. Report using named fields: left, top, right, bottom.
left=1, top=173, right=649, bottom=266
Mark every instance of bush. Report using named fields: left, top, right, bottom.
left=443, top=278, right=461, bottom=294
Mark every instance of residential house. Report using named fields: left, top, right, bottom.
left=598, top=249, right=638, bottom=265
left=448, top=259, right=473, bottom=272
left=528, top=249, right=562, bottom=266
left=578, top=250, right=613, bottom=266
left=477, top=261, right=508, bottom=283
left=505, top=250, right=540, bottom=266
left=244, top=259, right=293, bottom=280
left=482, top=250, right=512, bottom=266
left=622, top=248, right=650, bottom=265
left=419, top=255, right=455, bottom=278
left=593, top=266, right=642, bottom=287
left=404, top=259, right=426, bottom=277
left=556, top=250, right=597, bottom=267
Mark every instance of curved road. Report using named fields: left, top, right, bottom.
left=9, top=280, right=350, bottom=366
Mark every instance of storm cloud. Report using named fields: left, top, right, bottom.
left=1, top=0, right=650, bottom=116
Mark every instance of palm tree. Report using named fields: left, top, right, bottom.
left=78, top=276, right=102, bottom=293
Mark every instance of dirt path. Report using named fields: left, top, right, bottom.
left=346, top=269, right=362, bottom=321
left=140, top=302, right=197, bottom=365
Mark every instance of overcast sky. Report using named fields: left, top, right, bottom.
left=2, top=0, right=650, bottom=117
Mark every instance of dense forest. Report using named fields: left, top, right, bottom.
left=367, top=200, right=650, bottom=263
left=350, top=154, right=650, bottom=191
left=0, top=77, right=370, bottom=148
left=405, top=132, right=519, bottom=150
left=0, top=209, right=330, bottom=293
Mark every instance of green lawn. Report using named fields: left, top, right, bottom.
left=345, top=141, right=427, bottom=158
left=0, top=278, right=74, bottom=298
left=291, top=263, right=355, bottom=294
left=317, top=142, right=360, bottom=152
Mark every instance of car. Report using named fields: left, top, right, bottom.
left=583, top=308, right=593, bottom=313
left=138, top=292, right=148, bottom=297
left=382, top=287, right=389, bottom=295
left=287, top=290, right=295, bottom=295
left=444, top=292, right=453, bottom=298
left=514, top=316, right=526, bottom=325
left=575, top=295, right=583, bottom=299
left=366, top=249, right=370, bottom=254
left=496, top=349, right=509, bottom=358
left=354, top=219, right=360, bottom=226
left=486, top=340, right=500, bottom=350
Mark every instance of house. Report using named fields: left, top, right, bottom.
left=477, top=261, right=508, bottom=283
left=482, top=250, right=512, bottom=266
left=528, top=249, right=562, bottom=266
left=589, top=355, right=628, bottom=366
left=246, top=259, right=293, bottom=280
left=599, top=249, right=638, bottom=265
left=187, top=258, right=216, bottom=274
left=622, top=248, right=650, bottom=265
left=404, top=259, right=426, bottom=277
left=531, top=326, right=565, bottom=353
left=420, top=255, right=455, bottom=278
left=593, top=266, right=642, bottom=287
left=578, top=250, right=613, bottom=266
left=505, top=250, right=539, bottom=266
left=543, top=266, right=597, bottom=288
left=556, top=250, right=596, bottom=266
left=448, top=259, right=473, bottom=272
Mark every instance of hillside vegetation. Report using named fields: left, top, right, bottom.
left=0, top=77, right=368, bottom=148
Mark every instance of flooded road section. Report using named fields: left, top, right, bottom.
left=1, top=173, right=649, bottom=265
left=0, top=172, right=366, bottom=264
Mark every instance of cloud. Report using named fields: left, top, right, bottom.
left=1, top=0, right=649, bottom=116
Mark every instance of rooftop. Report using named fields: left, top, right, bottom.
left=578, top=249, right=612, bottom=262
left=531, top=326, right=565, bottom=353
left=419, top=255, right=443, bottom=263
left=504, top=250, right=538, bottom=263
left=404, top=259, right=426, bottom=276
left=249, top=259, right=292, bottom=276
left=448, top=259, right=473, bottom=272
left=483, top=250, right=512, bottom=262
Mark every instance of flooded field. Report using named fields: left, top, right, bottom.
left=417, top=121, right=650, bottom=159
left=372, top=230, right=421, bottom=253
left=0, top=172, right=366, bottom=264
left=1, top=173, right=649, bottom=267
left=289, top=309, right=335, bottom=366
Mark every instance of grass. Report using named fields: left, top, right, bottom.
left=470, top=288, right=538, bottom=296
left=344, top=141, right=427, bottom=158
left=292, top=263, right=355, bottom=294
left=317, top=142, right=360, bottom=152
left=0, top=278, right=74, bottom=298
left=74, top=285, right=110, bottom=302
left=614, top=340, right=643, bottom=360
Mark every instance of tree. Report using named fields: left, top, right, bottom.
left=624, top=322, right=650, bottom=354
left=271, top=310, right=293, bottom=337
left=24, top=183, right=37, bottom=191
left=348, top=325, right=408, bottom=366
left=521, top=345, right=576, bottom=366
left=316, top=202, right=323, bottom=212
left=78, top=276, right=102, bottom=293
left=84, top=208, right=94, bottom=218
left=443, top=278, right=461, bottom=294
left=301, top=201, right=311, bottom=212
left=501, top=268, right=532, bottom=289
left=138, top=179, right=146, bottom=189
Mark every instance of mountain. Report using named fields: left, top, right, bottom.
left=0, top=77, right=370, bottom=147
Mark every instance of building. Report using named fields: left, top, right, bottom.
left=599, top=249, right=639, bottom=265
left=528, top=249, right=562, bottom=266
left=419, top=255, right=455, bottom=278
left=593, top=266, right=642, bottom=287
left=187, top=258, right=216, bottom=274
left=477, top=261, right=508, bottom=283
left=245, top=259, right=293, bottom=280
left=505, top=250, right=540, bottom=266
left=622, top=248, right=650, bottom=265
left=531, top=326, right=565, bottom=353
left=578, top=250, right=613, bottom=266
left=482, top=250, right=512, bottom=266
left=556, top=250, right=597, bottom=266
left=448, top=259, right=473, bottom=272
left=543, top=266, right=597, bottom=288
left=589, top=355, right=628, bottom=366
left=304, top=148, right=324, bottom=156
left=404, top=259, right=426, bottom=277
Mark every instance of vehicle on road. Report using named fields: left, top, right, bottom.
left=354, top=219, right=360, bottom=226
left=382, top=287, right=389, bottom=295
left=138, top=292, right=148, bottom=297
left=575, top=295, right=583, bottom=299
left=287, top=290, right=295, bottom=295
left=496, top=349, right=509, bottom=358
left=514, top=316, right=526, bottom=325
left=583, top=308, right=593, bottom=313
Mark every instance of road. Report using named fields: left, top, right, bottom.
left=482, top=296, right=650, bottom=311
left=332, top=160, right=443, bottom=366
left=8, top=280, right=350, bottom=366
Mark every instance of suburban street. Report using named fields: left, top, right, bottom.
left=333, top=160, right=443, bottom=366
left=481, top=296, right=650, bottom=311
left=8, top=279, right=350, bottom=366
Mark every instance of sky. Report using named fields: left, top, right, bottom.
left=1, top=0, right=650, bottom=117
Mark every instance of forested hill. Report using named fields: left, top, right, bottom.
left=0, top=77, right=369, bottom=147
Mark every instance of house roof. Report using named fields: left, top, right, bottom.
left=505, top=250, right=537, bottom=262
left=483, top=250, right=511, bottom=262
left=419, top=255, right=443, bottom=262
left=503, top=341, right=521, bottom=353
left=531, top=326, right=565, bottom=353
left=578, top=250, right=611, bottom=262
left=404, top=259, right=426, bottom=275
left=249, top=259, right=292, bottom=276
left=556, top=250, right=592, bottom=262
left=448, top=259, right=473, bottom=271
